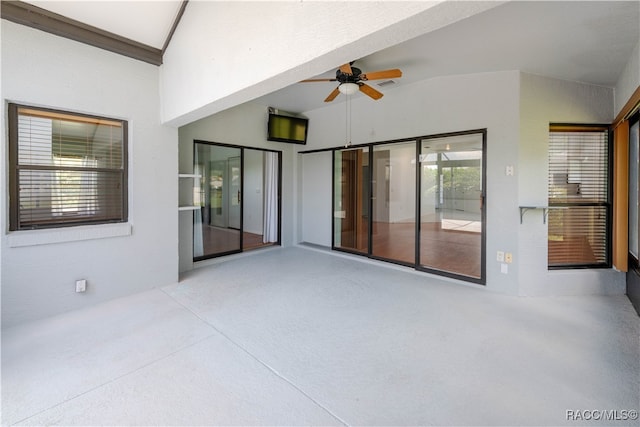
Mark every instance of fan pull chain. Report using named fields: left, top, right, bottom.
left=345, top=93, right=352, bottom=148
left=349, top=94, right=352, bottom=145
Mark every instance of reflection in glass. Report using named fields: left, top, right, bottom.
left=547, top=128, right=609, bottom=268
left=334, top=148, right=369, bottom=253
left=193, top=144, right=242, bottom=258
left=371, top=142, right=416, bottom=264
left=193, top=144, right=280, bottom=261
left=629, top=121, right=639, bottom=259
left=420, top=134, right=483, bottom=278
left=331, top=132, right=485, bottom=283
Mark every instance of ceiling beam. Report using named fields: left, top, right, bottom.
left=162, top=1, right=188, bottom=56
left=1, top=0, right=163, bottom=66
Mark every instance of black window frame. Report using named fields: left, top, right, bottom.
left=547, top=123, right=612, bottom=269
left=8, top=103, right=128, bottom=231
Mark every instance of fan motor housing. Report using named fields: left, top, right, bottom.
left=336, top=66, right=362, bottom=83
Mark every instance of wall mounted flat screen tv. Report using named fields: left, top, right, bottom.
left=267, top=113, right=308, bottom=144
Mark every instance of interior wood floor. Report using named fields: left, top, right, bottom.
left=339, top=221, right=481, bottom=279
left=200, top=225, right=273, bottom=256
left=548, top=236, right=599, bottom=266
left=420, top=222, right=482, bottom=278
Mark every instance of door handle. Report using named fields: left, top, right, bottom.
left=237, top=190, right=241, bottom=203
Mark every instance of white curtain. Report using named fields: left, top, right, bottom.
left=193, top=149, right=204, bottom=257
left=263, top=152, right=278, bottom=243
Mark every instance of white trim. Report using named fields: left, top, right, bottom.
left=7, top=222, right=132, bottom=247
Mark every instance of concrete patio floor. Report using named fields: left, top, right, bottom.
left=2, top=246, right=639, bottom=426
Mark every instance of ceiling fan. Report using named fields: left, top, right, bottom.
left=300, top=62, right=402, bottom=102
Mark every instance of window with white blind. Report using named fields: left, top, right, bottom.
left=548, top=124, right=611, bottom=268
left=8, top=104, right=127, bottom=230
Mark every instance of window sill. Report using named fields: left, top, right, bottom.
left=7, top=222, right=132, bottom=248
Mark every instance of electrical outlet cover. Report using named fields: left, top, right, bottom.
left=75, top=279, right=87, bottom=293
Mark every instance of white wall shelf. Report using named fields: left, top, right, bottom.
left=519, top=206, right=569, bottom=224
left=179, top=173, right=201, bottom=211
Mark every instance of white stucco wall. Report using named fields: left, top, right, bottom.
left=519, top=72, right=624, bottom=296
left=300, top=71, right=521, bottom=295
left=615, top=39, right=640, bottom=117
left=177, top=102, right=297, bottom=273
left=1, top=22, right=179, bottom=327
left=300, top=151, right=332, bottom=247
left=297, top=71, right=625, bottom=296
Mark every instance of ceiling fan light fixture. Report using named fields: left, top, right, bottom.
left=338, top=82, right=359, bottom=95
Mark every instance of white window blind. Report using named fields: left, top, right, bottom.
left=548, top=126, right=610, bottom=268
left=9, top=104, right=127, bottom=230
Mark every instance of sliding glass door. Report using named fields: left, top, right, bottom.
left=193, top=142, right=280, bottom=261
left=419, top=133, right=485, bottom=280
left=371, top=142, right=416, bottom=265
left=629, top=119, right=638, bottom=260
left=194, top=144, right=242, bottom=257
left=334, top=148, right=370, bottom=254
left=627, top=113, right=640, bottom=311
left=332, top=130, right=486, bottom=284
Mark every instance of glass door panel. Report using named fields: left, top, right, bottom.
left=627, top=116, right=640, bottom=313
left=334, top=148, right=370, bottom=253
left=371, top=142, right=416, bottom=264
left=331, top=131, right=485, bottom=284
left=193, top=144, right=242, bottom=259
left=243, top=149, right=280, bottom=251
left=228, top=156, right=241, bottom=229
left=629, top=120, right=639, bottom=259
left=419, top=133, right=484, bottom=279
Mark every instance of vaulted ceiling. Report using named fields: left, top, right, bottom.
left=24, top=0, right=183, bottom=49
left=11, top=1, right=640, bottom=116
left=256, top=1, right=640, bottom=113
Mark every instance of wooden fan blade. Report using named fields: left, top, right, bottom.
left=360, top=68, right=402, bottom=81
left=359, top=83, right=383, bottom=100
left=339, top=63, right=353, bottom=75
left=324, top=87, right=341, bottom=102
left=300, top=78, right=337, bottom=83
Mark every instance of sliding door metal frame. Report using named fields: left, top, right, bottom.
left=415, top=129, right=487, bottom=285
left=330, top=128, right=487, bottom=285
left=626, top=111, right=640, bottom=315
left=367, top=140, right=418, bottom=269
left=193, top=140, right=282, bottom=262
left=628, top=111, right=640, bottom=273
